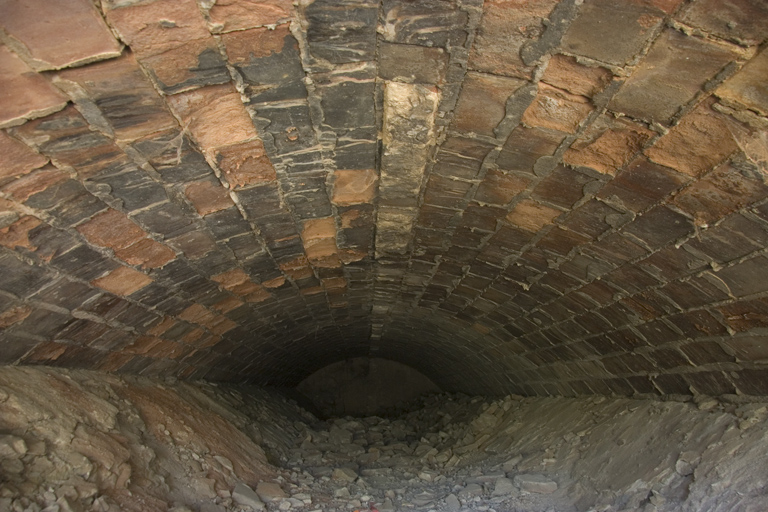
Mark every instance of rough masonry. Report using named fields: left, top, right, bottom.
left=0, top=0, right=767, bottom=397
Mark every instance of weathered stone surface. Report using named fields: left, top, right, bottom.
left=522, top=82, right=593, bottom=134
left=610, top=29, right=744, bottom=124
left=0, top=131, right=48, bottom=181
left=379, top=42, right=448, bottom=84
left=205, top=0, right=293, bottom=33
left=453, top=72, right=526, bottom=137
left=716, top=48, right=768, bottom=116
left=506, top=200, right=561, bottom=232
left=514, top=474, right=558, bottom=493
left=645, top=101, right=739, bottom=177
left=92, top=265, right=153, bottom=296
left=0, top=45, right=68, bottom=128
left=332, top=170, right=377, bottom=206
left=561, top=0, right=664, bottom=66
left=680, top=0, right=768, bottom=45
left=0, top=0, right=121, bottom=70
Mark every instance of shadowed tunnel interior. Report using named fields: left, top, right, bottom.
left=1, top=0, right=768, bottom=401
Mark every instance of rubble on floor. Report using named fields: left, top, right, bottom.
left=2, top=366, right=767, bottom=512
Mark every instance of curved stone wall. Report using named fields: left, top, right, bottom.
left=0, top=0, right=767, bottom=397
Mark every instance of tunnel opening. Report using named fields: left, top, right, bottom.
left=296, top=357, right=441, bottom=418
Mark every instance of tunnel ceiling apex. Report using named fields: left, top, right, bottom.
left=0, top=0, right=767, bottom=397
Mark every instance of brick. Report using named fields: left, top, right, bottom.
left=561, top=0, right=664, bottom=67
left=0, top=45, right=68, bottom=128
left=681, top=341, right=735, bottom=365
left=381, top=0, right=468, bottom=49
left=0, top=304, right=32, bottom=328
left=0, top=131, right=48, bottom=182
left=610, top=29, right=743, bottom=123
left=680, top=0, right=768, bottom=46
left=92, top=265, right=153, bottom=296
left=598, top=156, right=690, bottom=213
left=452, top=72, right=527, bottom=137
left=167, top=230, right=217, bottom=260
left=717, top=298, right=768, bottom=332
left=54, top=53, right=176, bottom=141
left=305, top=0, right=377, bottom=64
left=332, top=170, right=377, bottom=206
left=185, top=180, right=234, bottom=216
left=468, top=0, right=559, bottom=79
left=497, top=126, right=565, bottom=174
left=522, top=83, right=593, bottom=134
left=506, top=200, right=561, bottom=232
left=716, top=48, right=768, bottom=117
left=423, top=175, right=473, bottom=208
left=166, top=84, right=259, bottom=151
left=624, top=205, right=694, bottom=249
left=114, top=238, right=176, bottom=269
left=685, top=370, right=736, bottom=395
left=645, top=100, right=740, bottom=178
left=731, top=369, right=768, bottom=395
left=204, top=0, right=293, bottom=33
left=0, top=0, right=121, bottom=70
left=713, top=255, right=768, bottom=298
left=0, top=216, right=42, bottom=251
left=215, top=140, right=276, bottom=189
left=541, top=54, right=613, bottom=98
left=77, top=209, right=146, bottom=251
left=563, top=115, right=654, bottom=175
left=302, top=217, right=340, bottom=268
left=379, top=42, right=449, bottom=84
left=475, top=170, right=531, bottom=206
left=532, top=165, right=597, bottom=209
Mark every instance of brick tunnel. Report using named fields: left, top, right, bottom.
left=1, top=0, right=768, bottom=511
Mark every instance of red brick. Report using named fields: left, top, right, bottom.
left=452, top=72, right=526, bottom=137
left=0, top=0, right=121, bottom=70
left=205, top=0, right=293, bottom=33
left=332, top=170, right=377, bottom=206
left=541, top=54, right=613, bottom=98
left=215, top=139, right=276, bottom=189
left=185, top=180, right=234, bottom=216
left=645, top=100, right=740, bottom=177
left=209, top=315, right=237, bottom=335
left=114, top=238, right=176, bottom=269
left=506, top=200, right=561, bottom=232
left=167, top=84, right=259, bottom=151
left=0, top=45, right=67, bottom=128
left=77, top=209, right=146, bottom=250
left=92, top=266, right=153, bottom=296
left=245, top=287, right=271, bottom=303
left=497, top=125, right=565, bottom=174
left=522, top=83, right=593, bottom=134
left=139, top=37, right=227, bottom=92
left=0, top=131, right=47, bottom=182
left=563, top=115, right=654, bottom=176
left=468, top=0, right=559, bottom=79
left=279, top=256, right=314, bottom=280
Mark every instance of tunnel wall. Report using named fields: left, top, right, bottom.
left=0, top=0, right=767, bottom=397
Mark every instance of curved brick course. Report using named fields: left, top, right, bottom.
left=0, top=0, right=767, bottom=397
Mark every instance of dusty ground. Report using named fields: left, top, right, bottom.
left=1, top=366, right=767, bottom=512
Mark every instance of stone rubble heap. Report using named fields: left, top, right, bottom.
left=3, top=366, right=768, bottom=512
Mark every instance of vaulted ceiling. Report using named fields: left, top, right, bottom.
left=1, top=0, right=767, bottom=396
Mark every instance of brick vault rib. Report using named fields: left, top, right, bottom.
left=0, top=0, right=768, bottom=397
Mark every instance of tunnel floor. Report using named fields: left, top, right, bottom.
left=2, top=366, right=768, bottom=512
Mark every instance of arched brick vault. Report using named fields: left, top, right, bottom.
left=1, top=0, right=767, bottom=397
